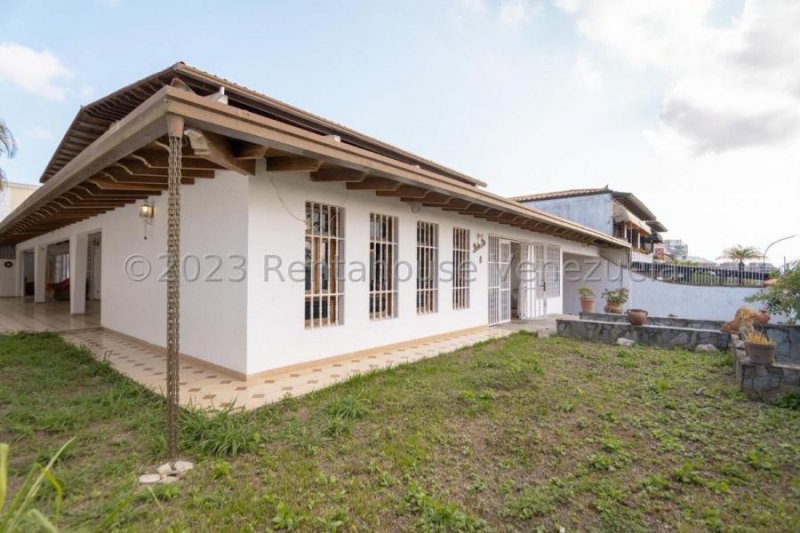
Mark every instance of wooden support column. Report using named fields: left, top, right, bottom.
left=165, top=113, right=183, bottom=463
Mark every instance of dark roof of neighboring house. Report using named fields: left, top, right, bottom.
left=510, top=186, right=668, bottom=233
left=39, top=62, right=485, bottom=187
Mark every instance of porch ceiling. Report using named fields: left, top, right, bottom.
left=0, top=65, right=630, bottom=250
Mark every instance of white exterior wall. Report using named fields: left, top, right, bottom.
left=521, top=193, right=613, bottom=235
left=0, top=258, right=15, bottom=296
left=14, top=172, right=250, bottom=374
left=11, top=168, right=606, bottom=377
left=245, top=170, right=589, bottom=375
left=629, top=277, right=761, bottom=321
left=563, top=251, right=628, bottom=314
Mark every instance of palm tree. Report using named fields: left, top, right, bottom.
left=0, top=120, right=18, bottom=193
left=719, top=245, right=762, bottom=285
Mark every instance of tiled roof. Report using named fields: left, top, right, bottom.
left=509, top=187, right=610, bottom=203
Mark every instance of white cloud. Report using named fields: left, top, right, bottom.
left=556, top=0, right=800, bottom=153
left=458, top=0, right=542, bottom=27
left=0, top=43, right=73, bottom=100
left=25, top=127, right=53, bottom=140
left=79, top=84, right=94, bottom=99
left=572, top=52, right=604, bottom=92
left=461, top=0, right=487, bottom=12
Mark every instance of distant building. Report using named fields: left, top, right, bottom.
left=510, top=187, right=667, bottom=263
left=0, top=181, right=38, bottom=221
left=663, top=239, right=688, bottom=261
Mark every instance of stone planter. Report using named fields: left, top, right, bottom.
left=745, top=342, right=775, bottom=365
left=627, top=309, right=648, bottom=326
left=580, top=298, right=596, bottom=313
left=604, top=303, right=624, bottom=314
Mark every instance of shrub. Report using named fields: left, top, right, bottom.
left=746, top=262, right=800, bottom=323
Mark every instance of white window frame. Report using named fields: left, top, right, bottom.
left=416, top=221, right=438, bottom=314
left=305, top=202, right=345, bottom=328
left=452, top=227, right=470, bottom=310
left=369, top=213, right=398, bottom=320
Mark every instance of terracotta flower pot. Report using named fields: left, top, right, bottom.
left=580, top=298, right=596, bottom=313
left=604, top=303, right=623, bottom=314
left=627, top=309, right=648, bottom=326
left=745, top=342, right=775, bottom=365
left=755, top=310, right=770, bottom=325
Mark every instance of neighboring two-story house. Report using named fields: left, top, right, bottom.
left=511, top=187, right=667, bottom=263
left=510, top=187, right=667, bottom=314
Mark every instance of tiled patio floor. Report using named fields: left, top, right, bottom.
left=0, top=297, right=100, bottom=333
left=2, top=297, right=519, bottom=410
left=62, top=326, right=513, bottom=410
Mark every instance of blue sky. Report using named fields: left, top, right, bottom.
left=1, top=0, right=798, bottom=261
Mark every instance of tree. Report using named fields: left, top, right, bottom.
left=0, top=120, right=17, bottom=193
left=719, top=245, right=762, bottom=266
left=747, top=262, right=800, bottom=324
left=719, top=245, right=762, bottom=285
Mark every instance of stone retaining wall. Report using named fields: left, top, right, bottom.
left=579, top=313, right=799, bottom=366
left=557, top=319, right=730, bottom=350
left=761, top=325, right=800, bottom=365
left=732, top=335, right=800, bottom=399
left=579, top=312, right=723, bottom=331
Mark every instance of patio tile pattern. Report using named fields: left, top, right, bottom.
left=61, top=326, right=512, bottom=410
left=2, top=297, right=514, bottom=410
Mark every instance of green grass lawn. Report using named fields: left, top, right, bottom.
left=1, top=331, right=799, bottom=532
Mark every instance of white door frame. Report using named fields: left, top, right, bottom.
left=488, top=236, right=513, bottom=325
left=519, top=242, right=546, bottom=319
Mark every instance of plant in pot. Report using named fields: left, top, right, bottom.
left=601, top=288, right=629, bottom=314
left=627, top=308, right=649, bottom=326
left=742, top=329, right=776, bottom=365
left=578, top=287, right=596, bottom=313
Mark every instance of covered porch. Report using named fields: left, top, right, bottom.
left=0, top=297, right=100, bottom=333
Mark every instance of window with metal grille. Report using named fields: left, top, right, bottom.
left=416, top=221, right=438, bottom=314
left=452, top=227, right=470, bottom=310
left=370, top=213, right=398, bottom=320
left=0, top=245, right=15, bottom=260
left=544, top=244, right=561, bottom=298
left=305, top=202, right=345, bottom=328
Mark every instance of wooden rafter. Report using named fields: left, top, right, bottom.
left=345, top=177, right=400, bottom=191
left=266, top=156, right=323, bottom=173
left=310, top=167, right=367, bottom=182
left=185, top=128, right=254, bottom=175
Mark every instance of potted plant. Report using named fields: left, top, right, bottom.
left=743, top=329, right=776, bottom=365
left=601, top=288, right=629, bottom=314
left=578, top=287, right=596, bottom=313
left=627, top=308, right=649, bottom=326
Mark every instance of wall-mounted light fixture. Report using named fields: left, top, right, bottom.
left=139, top=200, right=154, bottom=239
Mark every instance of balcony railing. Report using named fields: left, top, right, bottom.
left=630, top=261, right=771, bottom=287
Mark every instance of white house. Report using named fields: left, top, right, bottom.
left=0, top=63, right=628, bottom=380
left=0, top=181, right=39, bottom=296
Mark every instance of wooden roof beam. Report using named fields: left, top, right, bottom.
left=185, top=128, right=254, bottom=175
left=130, top=150, right=223, bottom=170
left=119, top=157, right=215, bottom=177
left=346, top=177, right=400, bottom=191
left=310, top=167, right=367, bottom=182
left=266, top=156, right=323, bottom=173
left=418, top=192, right=452, bottom=206
left=375, top=185, right=427, bottom=199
